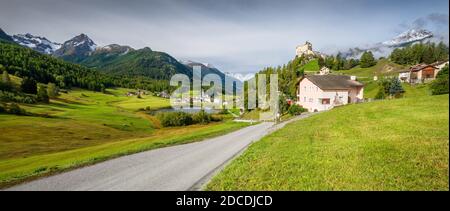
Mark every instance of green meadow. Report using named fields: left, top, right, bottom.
left=206, top=94, right=449, bottom=191
left=0, top=87, right=250, bottom=187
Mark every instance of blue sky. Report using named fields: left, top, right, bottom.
left=0, top=0, right=448, bottom=73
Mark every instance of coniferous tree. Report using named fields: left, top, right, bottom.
left=20, top=77, right=37, bottom=94
left=360, top=51, right=376, bottom=68
left=389, top=77, right=404, bottom=98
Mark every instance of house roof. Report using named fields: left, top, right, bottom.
left=301, top=75, right=364, bottom=90
left=430, top=61, right=449, bottom=67
left=410, top=64, right=437, bottom=72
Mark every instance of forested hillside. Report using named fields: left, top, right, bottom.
left=80, top=47, right=193, bottom=80
left=0, top=41, right=171, bottom=92
left=0, top=41, right=110, bottom=91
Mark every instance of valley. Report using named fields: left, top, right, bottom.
left=0, top=75, right=250, bottom=187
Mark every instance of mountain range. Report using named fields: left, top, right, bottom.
left=340, top=28, right=435, bottom=59
left=0, top=28, right=244, bottom=83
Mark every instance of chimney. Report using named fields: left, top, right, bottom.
left=350, top=76, right=357, bottom=81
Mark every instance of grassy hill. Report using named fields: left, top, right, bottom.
left=206, top=94, right=449, bottom=190
left=301, top=59, right=320, bottom=73
left=0, top=85, right=250, bottom=187
left=336, top=59, right=406, bottom=82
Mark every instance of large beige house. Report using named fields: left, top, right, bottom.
left=297, top=75, right=364, bottom=112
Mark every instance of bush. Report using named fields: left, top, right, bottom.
left=7, top=103, right=27, bottom=115
left=430, top=77, right=449, bottom=95
left=37, top=84, right=49, bottom=103
left=47, top=83, right=59, bottom=98
left=375, top=88, right=386, bottom=99
left=210, top=114, right=223, bottom=122
left=0, top=103, right=5, bottom=113
left=0, top=90, right=37, bottom=104
left=156, top=110, right=222, bottom=127
left=288, top=104, right=307, bottom=116
left=192, top=110, right=211, bottom=124
left=0, top=81, right=13, bottom=92
left=156, top=111, right=193, bottom=127
left=430, top=65, right=449, bottom=95
left=21, top=77, right=37, bottom=94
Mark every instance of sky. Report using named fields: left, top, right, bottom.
left=0, top=0, right=449, bottom=73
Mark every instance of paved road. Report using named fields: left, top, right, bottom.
left=8, top=113, right=313, bottom=191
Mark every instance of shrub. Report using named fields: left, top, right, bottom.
left=156, top=111, right=193, bottom=127
left=0, top=81, right=13, bottom=92
left=47, top=83, right=59, bottom=98
left=288, top=104, right=307, bottom=116
left=21, top=77, right=37, bottom=94
left=375, top=88, right=386, bottom=99
left=0, top=103, right=5, bottom=113
left=192, top=110, right=211, bottom=124
left=430, top=77, right=449, bottom=95
left=37, top=84, right=49, bottom=103
left=0, top=90, right=37, bottom=104
left=8, top=103, right=26, bottom=115
left=211, top=114, right=223, bottom=122
left=430, top=65, right=449, bottom=95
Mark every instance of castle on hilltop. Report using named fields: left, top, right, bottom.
left=296, top=41, right=324, bottom=58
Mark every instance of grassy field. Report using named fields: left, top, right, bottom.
left=302, top=59, right=320, bottom=72
left=362, top=81, right=431, bottom=99
left=337, top=59, right=406, bottom=82
left=0, top=86, right=250, bottom=187
left=206, top=94, right=449, bottom=191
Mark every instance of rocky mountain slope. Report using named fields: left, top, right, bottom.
left=12, top=33, right=61, bottom=54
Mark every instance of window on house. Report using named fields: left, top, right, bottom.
left=304, top=97, right=306, bottom=102
left=321, top=98, right=330, bottom=105
left=309, top=98, right=313, bottom=102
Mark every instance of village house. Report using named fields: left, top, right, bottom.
left=398, top=63, right=443, bottom=83
left=296, top=75, right=364, bottom=112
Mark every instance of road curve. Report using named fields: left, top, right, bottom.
left=8, top=114, right=313, bottom=191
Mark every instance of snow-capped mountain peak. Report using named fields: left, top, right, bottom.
left=382, top=29, right=433, bottom=47
left=12, top=33, right=62, bottom=54
left=65, top=34, right=97, bottom=51
left=225, top=72, right=255, bottom=82
left=54, top=34, right=97, bottom=57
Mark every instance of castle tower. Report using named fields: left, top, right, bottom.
left=296, top=41, right=315, bottom=57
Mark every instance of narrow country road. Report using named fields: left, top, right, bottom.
left=8, top=113, right=314, bottom=191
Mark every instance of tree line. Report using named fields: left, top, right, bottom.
left=390, top=42, right=448, bottom=65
